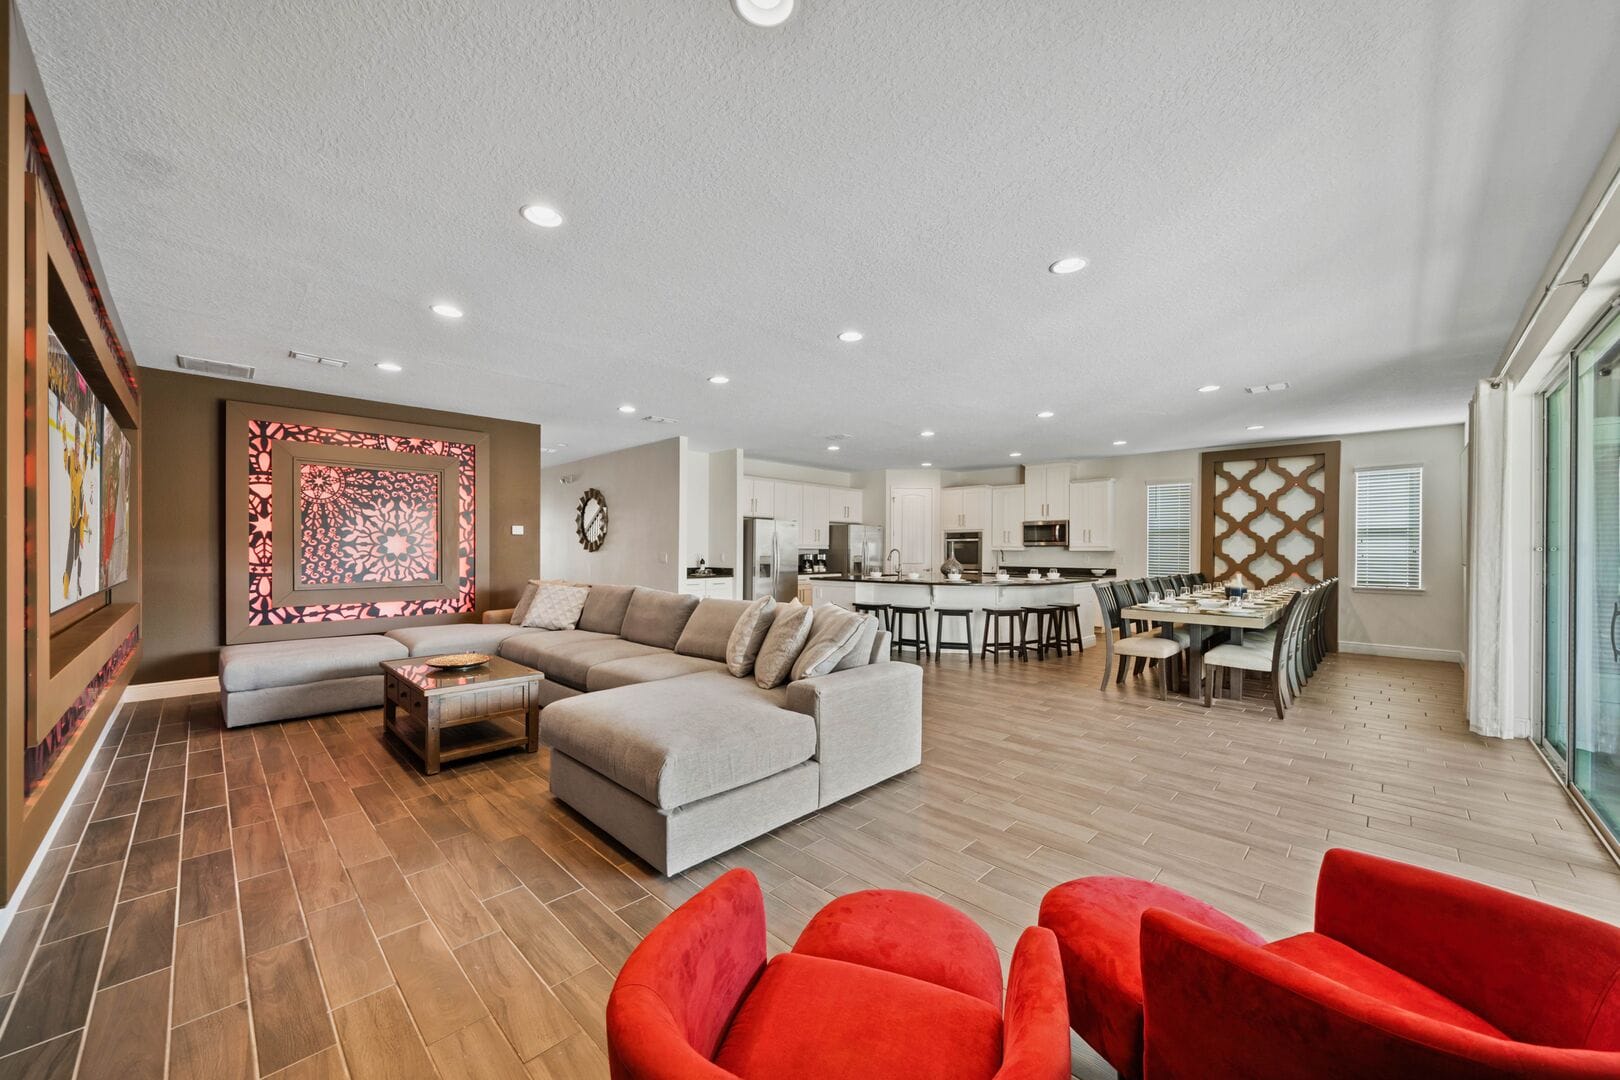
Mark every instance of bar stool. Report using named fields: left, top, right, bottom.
left=891, top=605, right=932, bottom=658
left=933, top=608, right=974, bottom=663
left=854, top=602, right=893, bottom=633
left=1053, top=602, right=1085, bottom=654
left=1022, top=605, right=1063, bottom=659
left=981, top=607, right=1027, bottom=662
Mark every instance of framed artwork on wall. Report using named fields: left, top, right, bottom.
left=225, top=401, right=489, bottom=643
left=46, top=329, right=102, bottom=613
left=101, top=404, right=132, bottom=589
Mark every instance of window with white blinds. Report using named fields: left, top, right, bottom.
left=1145, top=482, right=1193, bottom=576
left=1354, top=466, right=1423, bottom=589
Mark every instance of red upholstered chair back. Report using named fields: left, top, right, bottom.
left=1314, top=849, right=1620, bottom=1051
left=607, top=868, right=765, bottom=1080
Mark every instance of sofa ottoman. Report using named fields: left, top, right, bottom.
left=545, top=671, right=820, bottom=873
left=218, top=634, right=409, bottom=728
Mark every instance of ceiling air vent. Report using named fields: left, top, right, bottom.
left=1245, top=382, right=1290, bottom=394
left=641, top=415, right=680, bottom=424
left=289, top=350, right=348, bottom=369
left=176, top=354, right=255, bottom=380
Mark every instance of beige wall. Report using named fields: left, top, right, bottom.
left=542, top=437, right=682, bottom=590
left=136, top=369, right=542, bottom=682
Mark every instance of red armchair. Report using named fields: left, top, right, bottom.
left=608, top=869, right=1070, bottom=1080
left=1040, top=848, right=1620, bottom=1079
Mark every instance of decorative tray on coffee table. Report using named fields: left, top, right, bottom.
left=423, top=652, right=491, bottom=670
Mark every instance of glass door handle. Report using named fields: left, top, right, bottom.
left=1611, top=600, right=1619, bottom=663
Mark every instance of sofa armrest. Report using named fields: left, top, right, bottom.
left=786, top=662, right=922, bottom=806
left=481, top=608, right=515, bottom=624
left=993, top=927, right=1071, bottom=1080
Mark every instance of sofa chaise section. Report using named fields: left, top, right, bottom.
left=218, top=634, right=408, bottom=728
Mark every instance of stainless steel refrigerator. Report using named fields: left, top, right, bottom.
left=828, top=522, right=885, bottom=577
left=743, top=517, right=800, bottom=602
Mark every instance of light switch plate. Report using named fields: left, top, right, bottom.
left=511, top=524, right=525, bottom=535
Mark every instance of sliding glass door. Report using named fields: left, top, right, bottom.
left=1573, top=317, right=1620, bottom=834
left=1543, top=377, right=1570, bottom=768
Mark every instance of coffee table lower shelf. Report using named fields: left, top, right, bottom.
left=385, top=709, right=532, bottom=769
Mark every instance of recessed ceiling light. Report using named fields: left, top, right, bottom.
left=430, top=302, right=464, bottom=319
left=375, top=361, right=403, bottom=373
left=1247, top=424, right=1265, bottom=431
left=1197, top=384, right=1221, bottom=393
left=838, top=330, right=864, bottom=343
left=1036, top=411, right=1054, bottom=419
left=708, top=374, right=730, bottom=385
left=1112, top=440, right=1127, bottom=446
left=733, top=0, right=794, bottom=27
left=618, top=404, right=637, bottom=414
left=1009, top=452, right=1023, bottom=458
left=519, top=204, right=564, bottom=228
left=1049, top=256, right=1087, bottom=275
left=826, top=444, right=841, bottom=452
left=920, top=430, right=935, bottom=438
left=920, top=462, right=932, bottom=467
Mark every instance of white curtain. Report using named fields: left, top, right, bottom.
left=1467, top=379, right=1522, bottom=737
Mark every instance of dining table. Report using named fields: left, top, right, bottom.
left=1121, top=588, right=1297, bottom=699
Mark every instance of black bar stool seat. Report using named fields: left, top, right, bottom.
left=934, top=608, right=973, bottom=663
left=980, top=607, right=1027, bottom=662
left=891, top=605, right=931, bottom=658
left=1022, top=605, right=1062, bottom=659
left=853, top=602, right=893, bottom=632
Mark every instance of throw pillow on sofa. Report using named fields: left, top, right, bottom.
left=523, top=583, right=589, bottom=630
left=792, top=605, right=871, bottom=680
left=725, top=595, right=776, bottom=677
left=509, top=579, right=541, bottom=625
left=754, top=601, right=814, bottom=689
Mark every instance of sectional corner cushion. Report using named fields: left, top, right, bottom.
left=218, top=633, right=409, bottom=728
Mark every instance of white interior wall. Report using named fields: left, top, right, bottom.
left=708, top=449, right=743, bottom=570
left=540, top=436, right=683, bottom=590
left=740, top=458, right=858, bottom=486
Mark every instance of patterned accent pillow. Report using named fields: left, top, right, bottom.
left=791, top=605, right=871, bottom=680
left=754, top=601, right=814, bottom=689
left=509, top=580, right=541, bottom=625
left=522, top=584, right=589, bottom=630
left=725, top=595, right=776, bottom=677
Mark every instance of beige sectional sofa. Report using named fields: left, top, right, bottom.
left=216, top=584, right=923, bottom=874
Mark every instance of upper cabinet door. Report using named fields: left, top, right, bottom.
left=992, top=485, right=1025, bottom=549
left=802, top=484, right=832, bottom=546
left=941, top=487, right=965, bottom=529
left=745, top=477, right=774, bottom=517
left=962, top=486, right=991, bottom=531
left=831, top=486, right=864, bottom=522
left=1045, top=468, right=1071, bottom=521
left=1024, top=469, right=1047, bottom=520
left=773, top=481, right=803, bottom=527
left=1069, top=478, right=1116, bottom=550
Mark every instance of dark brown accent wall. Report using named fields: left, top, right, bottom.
left=137, top=368, right=540, bottom=682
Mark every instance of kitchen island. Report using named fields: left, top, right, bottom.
left=806, top=571, right=1115, bottom=650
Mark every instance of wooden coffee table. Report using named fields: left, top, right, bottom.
left=379, top=655, right=544, bottom=774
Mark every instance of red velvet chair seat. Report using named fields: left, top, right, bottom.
left=714, top=952, right=1004, bottom=1080
left=1038, top=876, right=1265, bottom=1078
left=1262, top=933, right=1507, bottom=1039
left=791, top=888, right=1005, bottom=1007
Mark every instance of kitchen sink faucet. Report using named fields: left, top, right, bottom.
left=887, top=548, right=902, bottom=575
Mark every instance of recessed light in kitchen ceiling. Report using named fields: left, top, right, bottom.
left=920, top=462, right=932, bottom=467
left=1197, top=384, right=1221, bottom=393
left=376, top=361, right=403, bottom=373
left=919, top=430, right=935, bottom=438
left=1247, top=424, right=1265, bottom=431
left=1037, top=411, right=1054, bottom=419
left=520, top=204, right=564, bottom=228
left=708, top=375, right=730, bottom=385
left=826, top=445, right=841, bottom=452
left=838, top=330, right=864, bottom=343
left=1049, top=256, right=1087, bottom=274
left=1009, top=451, right=1023, bottom=458
left=430, top=302, right=464, bottom=319
left=618, top=404, right=637, bottom=414
left=1112, top=440, right=1127, bottom=446
left=733, top=0, right=794, bottom=27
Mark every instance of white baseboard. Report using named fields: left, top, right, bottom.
left=121, top=676, right=220, bottom=702
left=1339, top=640, right=1464, bottom=665
left=0, top=698, right=126, bottom=940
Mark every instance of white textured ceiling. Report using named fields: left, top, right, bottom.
left=19, top=0, right=1620, bottom=469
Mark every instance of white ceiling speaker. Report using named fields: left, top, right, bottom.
left=733, top=0, right=794, bottom=28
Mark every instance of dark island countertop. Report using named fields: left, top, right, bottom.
left=805, top=571, right=1114, bottom=587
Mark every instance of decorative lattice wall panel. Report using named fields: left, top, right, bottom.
left=1200, top=441, right=1340, bottom=645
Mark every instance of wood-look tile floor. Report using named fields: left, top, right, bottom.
left=3, top=646, right=1619, bottom=1079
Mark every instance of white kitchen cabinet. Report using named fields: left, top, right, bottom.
left=742, top=476, right=774, bottom=517
left=991, top=485, right=1025, bottom=549
left=802, top=484, right=832, bottom=546
left=773, top=481, right=803, bottom=531
left=1069, top=478, right=1116, bottom=550
left=942, top=485, right=990, bottom=531
left=1023, top=463, right=1073, bottom=520
left=830, top=487, right=864, bottom=523
left=682, top=576, right=737, bottom=599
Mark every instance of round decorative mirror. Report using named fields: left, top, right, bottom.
left=576, top=488, right=608, bottom=551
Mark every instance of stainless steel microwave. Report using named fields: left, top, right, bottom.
left=1022, top=520, right=1069, bottom=547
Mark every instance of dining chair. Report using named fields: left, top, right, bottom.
left=1200, top=592, right=1306, bottom=718
left=1094, top=583, right=1185, bottom=700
